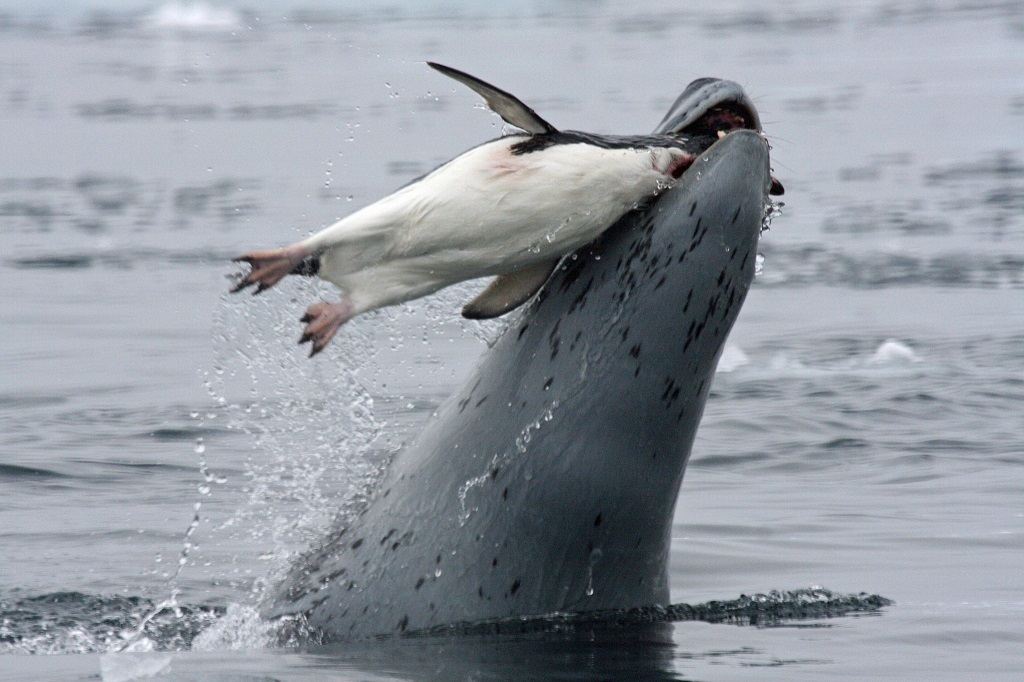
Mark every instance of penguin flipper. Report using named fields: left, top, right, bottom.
left=462, top=259, right=559, bottom=319
left=428, top=62, right=557, bottom=136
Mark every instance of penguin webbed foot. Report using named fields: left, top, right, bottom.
left=299, top=299, right=354, bottom=357
left=230, top=244, right=317, bottom=294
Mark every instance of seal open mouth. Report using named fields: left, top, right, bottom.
left=662, top=78, right=785, bottom=195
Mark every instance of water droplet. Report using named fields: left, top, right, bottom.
left=762, top=199, right=784, bottom=233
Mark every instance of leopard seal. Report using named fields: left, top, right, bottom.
left=264, top=84, right=774, bottom=641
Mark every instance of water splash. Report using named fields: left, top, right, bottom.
left=114, top=282, right=396, bottom=652
left=205, top=282, right=390, bottom=589
left=100, top=273, right=526, bottom=652
left=457, top=401, right=559, bottom=524
left=457, top=454, right=500, bottom=526
left=116, top=492, right=207, bottom=651
left=190, top=603, right=279, bottom=650
left=0, top=592, right=222, bottom=655
left=515, top=403, right=558, bottom=454
left=525, top=216, right=575, bottom=253
left=584, top=548, right=603, bottom=597
left=762, top=198, right=784, bottom=234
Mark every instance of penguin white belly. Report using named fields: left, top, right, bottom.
left=314, top=137, right=679, bottom=312
left=396, top=137, right=673, bottom=261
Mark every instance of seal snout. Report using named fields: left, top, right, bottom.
left=668, top=90, right=784, bottom=195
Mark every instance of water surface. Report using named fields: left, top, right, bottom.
left=2, top=1, right=1023, bottom=679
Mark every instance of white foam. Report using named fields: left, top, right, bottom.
left=145, top=2, right=242, bottom=31
left=716, top=343, right=750, bottom=373
left=867, top=339, right=922, bottom=366
left=191, top=603, right=277, bottom=651
left=768, top=352, right=809, bottom=374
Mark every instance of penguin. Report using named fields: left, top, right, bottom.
left=232, top=63, right=774, bottom=356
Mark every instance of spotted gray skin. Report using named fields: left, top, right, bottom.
left=656, top=78, right=761, bottom=133
left=265, top=97, right=772, bottom=641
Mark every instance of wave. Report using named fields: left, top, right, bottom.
left=756, top=244, right=1024, bottom=288
left=7, top=248, right=238, bottom=270
left=716, top=343, right=750, bottom=373
left=413, top=588, right=892, bottom=637
left=0, top=587, right=891, bottom=654
left=74, top=99, right=337, bottom=121
left=866, top=339, right=922, bottom=366
left=0, top=592, right=222, bottom=655
left=0, top=463, right=68, bottom=479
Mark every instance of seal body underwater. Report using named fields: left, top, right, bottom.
left=232, top=63, right=779, bottom=355
left=262, top=76, right=777, bottom=639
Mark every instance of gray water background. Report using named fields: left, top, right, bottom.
left=1, top=0, right=1023, bottom=679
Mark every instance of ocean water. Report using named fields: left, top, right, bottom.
left=1, top=1, right=1023, bottom=679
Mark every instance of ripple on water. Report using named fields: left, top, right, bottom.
left=0, top=587, right=891, bottom=655
left=0, top=463, right=69, bottom=480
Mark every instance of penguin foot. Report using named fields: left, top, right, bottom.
left=231, top=244, right=314, bottom=294
left=299, top=300, right=354, bottom=357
